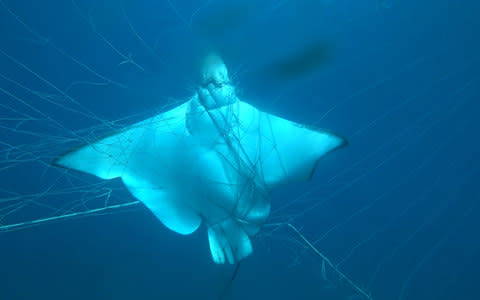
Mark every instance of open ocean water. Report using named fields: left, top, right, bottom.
left=0, top=0, right=479, bottom=299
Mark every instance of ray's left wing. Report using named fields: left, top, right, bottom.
left=53, top=102, right=203, bottom=235
left=53, top=102, right=189, bottom=180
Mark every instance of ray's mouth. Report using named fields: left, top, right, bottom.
left=201, top=79, right=226, bottom=89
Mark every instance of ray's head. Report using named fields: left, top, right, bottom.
left=201, top=53, right=230, bottom=86
left=195, top=53, right=237, bottom=110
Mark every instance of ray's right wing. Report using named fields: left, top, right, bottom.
left=235, top=101, right=347, bottom=189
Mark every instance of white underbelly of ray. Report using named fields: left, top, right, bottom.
left=53, top=54, right=346, bottom=264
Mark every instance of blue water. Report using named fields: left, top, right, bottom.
left=1, top=0, right=479, bottom=299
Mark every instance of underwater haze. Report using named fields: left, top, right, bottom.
left=1, top=0, right=479, bottom=299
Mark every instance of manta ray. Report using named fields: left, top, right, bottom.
left=54, top=54, right=347, bottom=264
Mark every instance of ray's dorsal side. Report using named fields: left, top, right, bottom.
left=53, top=55, right=347, bottom=264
